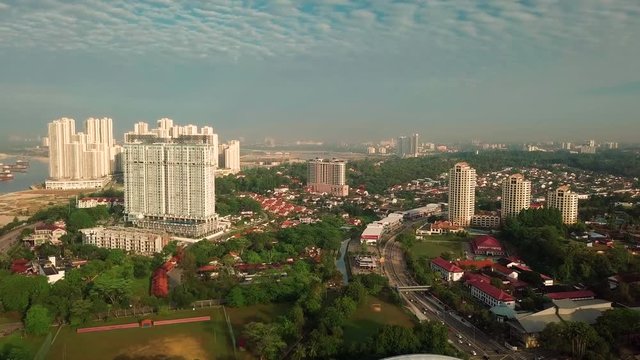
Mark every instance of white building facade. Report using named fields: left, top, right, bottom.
left=448, top=162, right=476, bottom=226
left=547, top=185, right=579, bottom=224
left=501, top=174, right=531, bottom=220
left=123, top=120, right=218, bottom=237
left=80, top=226, right=169, bottom=255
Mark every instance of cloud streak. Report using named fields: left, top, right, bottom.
left=0, top=0, right=637, bottom=61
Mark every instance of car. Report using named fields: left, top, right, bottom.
left=457, top=334, right=462, bottom=339
left=468, top=342, right=472, bottom=346
left=471, top=351, right=477, bottom=356
left=458, top=339, right=463, bottom=344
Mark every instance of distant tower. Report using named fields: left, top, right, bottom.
left=307, top=158, right=349, bottom=197
left=501, top=174, right=531, bottom=220
left=547, top=185, right=579, bottom=224
left=410, top=133, right=419, bottom=157
left=448, top=162, right=476, bottom=226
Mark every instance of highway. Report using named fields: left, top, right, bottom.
left=381, top=230, right=534, bottom=360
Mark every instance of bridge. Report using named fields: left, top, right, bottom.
left=396, top=285, right=432, bottom=292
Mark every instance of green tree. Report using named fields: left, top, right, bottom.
left=25, top=305, right=53, bottom=335
left=243, top=322, right=286, bottom=360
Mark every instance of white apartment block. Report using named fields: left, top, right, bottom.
left=46, top=117, right=120, bottom=189
left=471, top=213, right=501, bottom=229
left=80, top=226, right=169, bottom=255
left=218, top=140, right=241, bottom=174
left=123, top=119, right=218, bottom=237
left=307, top=158, right=349, bottom=197
left=547, top=185, right=579, bottom=224
left=448, top=162, right=476, bottom=226
left=501, top=174, right=531, bottom=220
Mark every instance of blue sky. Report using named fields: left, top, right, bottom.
left=0, top=0, right=639, bottom=143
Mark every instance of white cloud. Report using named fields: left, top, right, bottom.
left=0, top=0, right=637, bottom=61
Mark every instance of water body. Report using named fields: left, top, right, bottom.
left=0, top=157, right=49, bottom=195
left=335, top=238, right=350, bottom=284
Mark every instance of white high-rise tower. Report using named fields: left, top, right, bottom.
left=501, top=174, right=531, bottom=220
left=547, top=185, right=579, bottom=224
left=448, top=162, right=476, bottom=226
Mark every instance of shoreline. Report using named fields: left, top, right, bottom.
left=0, top=153, right=49, bottom=163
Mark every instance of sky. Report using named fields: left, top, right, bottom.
left=0, top=0, right=639, bottom=144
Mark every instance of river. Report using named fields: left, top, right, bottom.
left=335, top=238, right=350, bottom=284
left=0, top=156, right=49, bottom=195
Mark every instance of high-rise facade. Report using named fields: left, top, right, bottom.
left=218, top=140, right=241, bottom=174
left=547, top=185, right=579, bottom=224
left=307, top=158, right=349, bottom=197
left=410, top=133, right=419, bottom=157
left=123, top=120, right=218, bottom=237
left=46, top=117, right=118, bottom=190
left=501, top=174, right=531, bottom=220
left=396, top=134, right=419, bottom=157
left=448, top=162, right=476, bottom=226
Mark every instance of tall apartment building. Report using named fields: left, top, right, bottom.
left=218, top=140, right=241, bottom=174
left=396, top=134, right=419, bottom=158
left=448, top=162, right=476, bottom=226
left=547, top=185, right=579, bottom=224
left=123, top=119, right=218, bottom=237
left=80, top=226, right=169, bottom=255
left=46, top=117, right=120, bottom=190
left=307, top=158, right=349, bottom=197
left=501, top=174, right=531, bottom=220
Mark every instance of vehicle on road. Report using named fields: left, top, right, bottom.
left=458, top=339, right=463, bottom=344
left=471, top=350, right=477, bottom=356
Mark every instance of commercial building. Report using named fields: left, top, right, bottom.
left=396, top=133, right=419, bottom=158
left=508, top=299, right=612, bottom=348
left=359, top=213, right=404, bottom=245
left=448, top=162, right=476, bottom=226
left=123, top=119, right=219, bottom=237
left=46, top=117, right=121, bottom=190
left=218, top=140, right=241, bottom=174
left=80, top=226, right=169, bottom=255
left=431, top=257, right=464, bottom=282
left=307, top=158, right=349, bottom=197
left=547, top=185, right=579, bottom=224
left=501, top=174, right=531, bottom=220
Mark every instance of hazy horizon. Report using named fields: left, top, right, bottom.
left=1, top=1, right=639, bottom=143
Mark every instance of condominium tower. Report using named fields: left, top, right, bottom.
left=123, top=119, right=218, bottom=237
left=307, top=158, right=349, bottom=197
left=547, top=185, right=579, bottom=224
left=501, top=174, right=531, bottom=220
left=448, top=162, right=476, bottom=226
left=46, top=117, right=120, bottom=190
left=396, top=133, right=419, bottom=158
left=218, top=140, right=241, bottom=174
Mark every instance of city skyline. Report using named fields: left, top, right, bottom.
left=1, top=1, right=639, bottom=142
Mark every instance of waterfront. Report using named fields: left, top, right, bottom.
left=0, top=156, right=48, bottom=195
left=336, top=238, right=350, bottom=284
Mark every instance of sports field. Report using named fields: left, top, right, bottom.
left=47, top=307, right=234, bottom=360
left=343, top=295, right=415, bottom=343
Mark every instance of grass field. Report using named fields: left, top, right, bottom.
left=410, top=240, right=464, bottom=259
left=45, top=304, right=287, bottom=360
left=343, top=295, right=415, bottom=343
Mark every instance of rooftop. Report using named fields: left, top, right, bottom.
left=431, top=257, right=463, bottom=273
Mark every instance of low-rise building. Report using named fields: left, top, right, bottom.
left=360, top=223, right=384, bottom=245
left=23, top=221, right=67, bottom=246
left=416, top=220, right=464, bottom=237
left=466, top=276, right=515, bottom=309
left=77, top=197, right=123, bottom=208
left=80, top=226, right=169, bottom=255
left=470, top=213, right=501, bottom=229
left=470, top=235, right=505, bottom=256
left=431, top=257, right=464, bottom=282
left=508, top=299, right=612, bottom=348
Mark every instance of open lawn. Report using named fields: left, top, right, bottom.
left=45, top=304, right=288, bottom=360
left=0, top=332, right=46, bottom=359
left=343, top=295, right=415, bottom=343
left=410, top=240, right=464, bottom=259
left=48, top=307, right=232, bottom=360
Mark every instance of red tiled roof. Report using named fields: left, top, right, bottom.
left=463, top=272, right=492, bottom=284
left=455, top=259, right=494, bottom=269
left=546, top=290, right=595, bottom=300
left=197, top=265, right=218, bottom=272
left=492, top=264, right=516, bottom=276
left=469, top=279, right=515, bottom=302
left=472, top=235, right=503, bottom=250
left=431, top=257, right=463, bottom=273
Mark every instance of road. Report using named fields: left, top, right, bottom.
left=0, top=221, right=41, bottom=253
left=381, top=230, right=534, bottom=360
